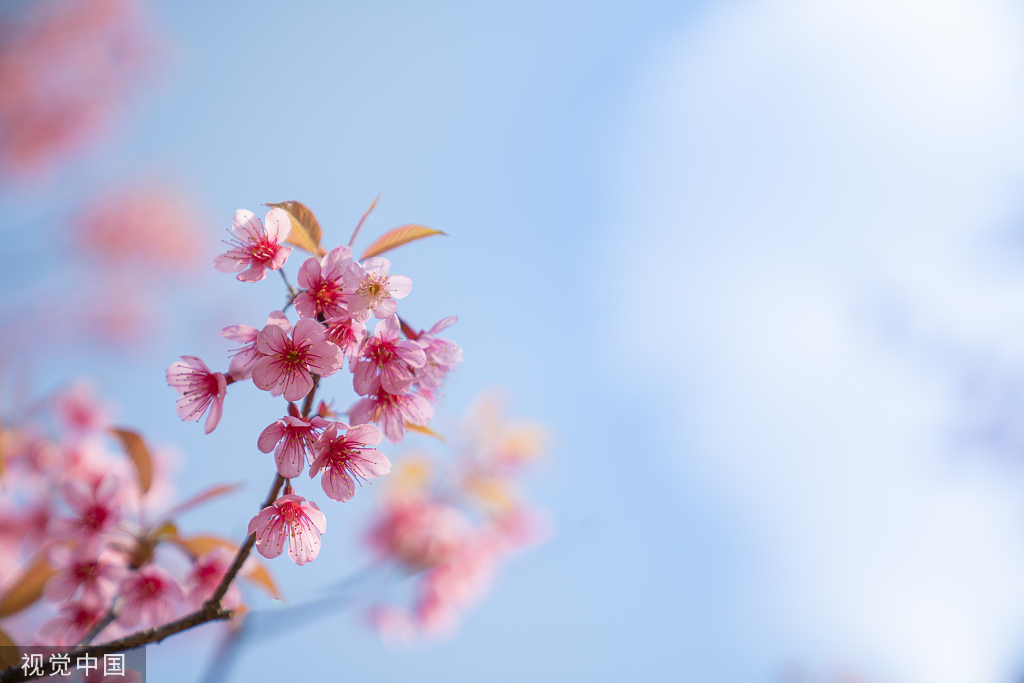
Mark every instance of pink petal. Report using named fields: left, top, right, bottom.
left=348, top=397, right=374, bottom=426
left=321, top=246, right=352, bottom=279
left=276, top=439, right=304, bottom=478
left=282, top=367, right=315, bottom=402
left=220, top=324, right=258, bottom=343
left=203, top=392, right=224, bottom=434
left=251, top=356, right=282, bottom=393
left=395, top=341, right=427, bottom=367
left=213, top=251, right=247, bottom=273
left=362, top=257, right=391, bottom=275
left=292, top=318, right=326, bottom=344
left=257, top=421, right=286, bottom=453
left=356, top=449, right=391, bottom=478
left=237, top=263, right=269, bottom=282
left=373, top=298, right=398, bottom=319
left=269, top=245, right=292, bottom=270
left=232, top=209, right=261, bottom=240
left=287, top=517, right=321, bottom=565
left=306, top=341, right=344, bottom=376
left=257, top=325, right=289, bottom=355
left=388, top=275, right=412, bottom=298
left=263, top=208, right=290, bottom=243
left=267, top=310, right=291, bottom=331
left=428, top=316, right=457, bottom=334
left=352, top=361, right=378, bottom=396
left=297, top=257, right=321, bottom=290
left=346, top=423, right=383, bottom=446
left=321, top=466, right=355, bottom=502
left=304, top=501, right=327, bottom=533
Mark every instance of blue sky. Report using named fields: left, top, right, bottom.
left=10, top=0, right=1024, bottom=681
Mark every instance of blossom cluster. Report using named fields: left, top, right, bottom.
left=366, top=394, right=548, bottom=641
left=168, top=204, right=463, bottom=566
left=0, top=0, right=151, bottom=177
left=0, top=382, right=263, bottom=648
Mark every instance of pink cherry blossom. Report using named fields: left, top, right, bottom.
left=349, top=387, right=433, bottom=443
left=251, top=318, right=343, bottom=402
left=309, top=422, right=390, bottom=502
left=353, top=316, right=427, bottom=396
left=213, top=208, right=292, bottom=282
left=220, top=310, right=290, bottom=380
left=38, top=601, right=104, bottom=646
left=185, top=547, right=241, bottom=610
left=117, top=564, right=184, bottom=627
left=166, top=355, right=227, bottom=434
left=248, top=493, right=326, bottom=565
left=53, top=381, right=110, bottom=433
left=49, top=475, right=122, bottom=541
left=368, top=499, right=472, bottom=570
left=294, top=246, right=352, bottom=321
left=326, top=316, right=366, bottom=365
left=342, top=257, right=412, bottom=322
left=257, top=415, right=330, bottom=478
left=45, top=537, right=124, bottom=603
left=414, top=316, right=463, bottom=391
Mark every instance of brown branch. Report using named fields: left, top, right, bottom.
left=0, top=357, right=328, bottom=683
left=76, top=598, right=119, bottom=646
left=207, top=374, right=318, bottom=606
left=0, top=602, right=233, bottom=683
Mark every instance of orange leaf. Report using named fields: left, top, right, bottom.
left=172, top=534, right=236, bottom=560
left=110, top=427, right=152, bottom=494
left=267, top=201, right=325, bottom=258
left=0, top=627, right=17, bottom=668
left=360, top=224, right=445, bottom=260
left=160, top=483, right=241, bottom=520
left=241, top=560, right=282, bottom=601
left=0, top=555, right=54, bottom=617
left=403, top=422, right=446, bottom=441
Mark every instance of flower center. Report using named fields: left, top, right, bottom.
left=357, top=273, right=389, bottom=301
left=249, top=236, right=277, bottom=262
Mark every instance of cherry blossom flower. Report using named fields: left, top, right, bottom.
left=353, top=316, right=426, bottom=396
left=213, top=208, right=292, bottom=282
left=252, top=318, right=343, bottom=402
left=309, top=422, right=390, bottom=502
left=248, top=493, right=326, bottom=566
left=38, top=601, right=104, bottom=646
left=45, top=537, right=124, bottom=603
left=343, top=257, right=412, bottom=322
left=294, top=246, right=352, bottom=321
left=117, top=565, right=184, bottom=628
left=166, top=355, right=227, bottom=434
left=414, top=316, right=463, bottom=392
left=185, top=547, right=241, bottom=610
left=368, top=499, right=472, bottom=570
left=349, top=387, right=433, bottom=443
left=257, top=415, right=331, bottom=478
left=326, top=316, right=366, bottom=365
left=49, top=475, right=122, bottom=541
left=0, top=0, right=151, bottom=177
left=220, top=310, right=290, bottom=380
left=53, top=381, right=110, bottom=434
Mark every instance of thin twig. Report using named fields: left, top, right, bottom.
left=0, top=329, right=330, bottom=683
left=76, top=598, right=120, bottom=646
left=0, top=603, right=233, bottom=683
left=348, top=193, right=380, bottom=248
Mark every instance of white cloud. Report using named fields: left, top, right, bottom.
left=607, top=0, right=1024, bottom=681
